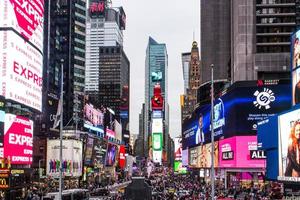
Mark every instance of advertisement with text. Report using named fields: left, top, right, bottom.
left=0, top=0, right=44, bottom=51
left=4, top=114, right=33, bottom=165
left=0, top=31, right=43, bottom=111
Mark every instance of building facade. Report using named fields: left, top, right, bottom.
left=181, top=52, right=191, bottom=94
left=144, top=37, right=169, bottom=158
left=98, top=46, right=130, bottom=143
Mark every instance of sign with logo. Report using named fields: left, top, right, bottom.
left=152, top=133, right=162, bottom=151
left=152, top=118, right=163, bottom=134
left=0, top=0, right=44, bottom=51
left=219, top=136, right=265, bottom=168
left=89, top=1, right=106, bottom=18
left=182, top=83, right=291, bottom=149
left=119, top=145, right=125, bottom=169
left=4, top=114, right=33, bottom=165
left=152, top=110, right=163, bottom=119
left=47, top=139, right=83, bottom=177
left=0, top=31, right=43, bottom=111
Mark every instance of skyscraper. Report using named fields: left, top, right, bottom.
left=98, top=46, right=130, bottom=143
left=181, top=52, right=191, bottom=94
left=55, top=0, right=87, bottom=129
left=85, top=4, right=125, bottom=97
left=144, top=37, right=169, bottom=155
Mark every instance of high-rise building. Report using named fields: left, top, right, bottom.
left=85, top=4, right=125, bottom=95
left=200, top=0, right=231, bottom=84
left=200, top=0, right=295, bottom=86
left=181, top=52, right=191, bottom=94
left=231, top=0, right=294, bottom=82
left=144, top=37, right=169, bottom=156
left=98, top=46, right=130, bottom=143
left=54, top=0, right=86, bottom=128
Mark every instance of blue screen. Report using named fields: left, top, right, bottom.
left=182, top=84, right=291, bottom=149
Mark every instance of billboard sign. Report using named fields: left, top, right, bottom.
left=197, top=142, right=219, bottom=168
left=152, top=118, right=163, bottom=133
left=0, top=31, right=43, bottom=111
left=182, top=83, right=291, bottom=149
left=152, top=133, right=162, bottom=151
left=83, top=103, right=104, bottom=127
left=119, top=145, right=125, bottom=169
left=151, top=71, right=162, bottom=82
left=152, top=150, right=162, bottom=164
left=0, top=0, right=44, bottom=51
left=174, top=138, right=182, bottom=161
left=84, top=137, right=94, bottom=165
left=4, top=114, right=33, bottom=165
left=278, top=108, right=300, bottom=182
left=218, top=136, right=265, bottom=168
left=182, top=148, right=189, bottom=166
left=105, top=143, right=117, bottom=166
left=291, top=30, right=300, bottom=105
left=106, top=128, right=115, bottom=139
left=0, top=97, right=5, bottom=147
left=47, top=140, right=83, bottom=177
left=89, top=1, right=106, bottom=18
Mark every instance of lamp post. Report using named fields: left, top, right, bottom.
left=210, top=64, right=215, bottom=199
left=59, top=60, right=64, bottom=200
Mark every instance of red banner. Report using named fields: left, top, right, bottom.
left=119, top=145, right=126, bottom=169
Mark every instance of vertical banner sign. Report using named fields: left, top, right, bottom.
left=0, top=97, right=5, bottom=148
left=4, top=114, right=33, bottom=165
left=119, top=145, right=125, bottom=169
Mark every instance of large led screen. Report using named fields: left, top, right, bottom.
left=182, top=149, right=188, bottom=166
left=0, top=31, right=43, bottom=111
left=4, top=114, right=33, bottom=165
left=152, top=133, right=163, bottom=151
left=83, top=103, right=104, bottom=127
left=47, top=139, right=83, bottom=177
left=197, top=142, right=219, bottom=168
left=182, top=83, right=291, bottom=149
left=219, top=136, right=265, bottom=168
left=0, top=0, right=44, bottom=51
left=278, top=108, right=300, bottom=182
left=105, top=143, right=117, bottom=166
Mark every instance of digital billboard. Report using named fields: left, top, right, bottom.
left=182, top=148, right=189, bottom=166
left=105, top=143, right=117, bottom=166
left=182, top=83, right=291, bottom=149
left=0, top=0, right=44, bottom=51
left=4, top=114, right=33, bottom=165
left=106, top=128, right=115, bottom=139
left=47, top=139, right=83, bottom=177
left=174, top=138, right=182, bottom=161
left=189, top=147, right=198, bottom=167
left=152, top=118, right=163, bottom=133
left=218, top=136, right=265, bottom=168
left=151, top=71, right=162, bottom=82
left=84, top=103, right=104, bottom=127
left=197, top=142, right=219, bottom=168
left=278, top=108, right=300, bottom=182
left=174, top=161, right=187, bottom=174
left=84, top=137, right=94, bottom=165
left=0, top=31, right=43, bottom=111
left=119, top=145, right=126, bottom=169
left=89, top=1, right=106, bottom=18
left=152, top=133, right=163, bottom=151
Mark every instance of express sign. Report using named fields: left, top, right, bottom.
left=4, top=114, right=33, bottom=165
left=0, top=0, right=44, bottom=51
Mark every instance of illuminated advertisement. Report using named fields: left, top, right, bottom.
left=218, top=136, right=265, bottom=168
left=83, top=103, right=104, bottom=127
left=0, top=97, right=4, bottom=147
left=0, top=0, right=44, bottom=51
left=152, top=133, right=163, bottom=151
left=198, top=142, right=219, bottom=168
left=151, top=71, right=162, bottom=82
left=0, top=31, right=43, bottom=111
left=84, top=137, right=94, bottom=165
left=182, top=82, right=291, bottom=149
left=106, top=128, right=115, bottom=139
left=189, top=147, right=199, bottom=167
left=152, top=150, right=162, bottom=164
left=152, top=118, right=163, bottom=133
left=151, top=84, right=164, bottom=110
left=119, top=145, right=125, bottom=169
left=46, top=139, right=83, bottom=177
left=152, top=110, right=163, bottom=119
left=291, top=30, right=300, bottom=105
left=174, top=138, right=182, bottom=161
left=278, top=108, right=300, bottom=182
left=105, top=143, right=117, bottom=166
left=182, top=149, right=189, bottom=166
left=89, top=0, right=106, bottom=18
left=293, top=66, right=300, bottom=105
left=4, top=114, right=33, bottom=165
left=174, top=161, right=187, bottom=174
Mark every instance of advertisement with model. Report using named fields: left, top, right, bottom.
left=105, top=143, right=117, bottom=166
left=291, top=30, right=300, bottom=105
left=218, top=136, right=265, bottom=168
left=182, top=82, right=291, bottom=149
left=0, top=0, right=44, bottom=51
left=0, top=31, right=43, bottom=111
left=4, top=114, right=33, bottom=165
left=46, top=139, right=83, bottom=177
left=278, top=107, right=300, bottom=182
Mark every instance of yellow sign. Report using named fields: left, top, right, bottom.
left=11, top=169, right=24, bottom=175
left=0, top=178, right=9, bottom=189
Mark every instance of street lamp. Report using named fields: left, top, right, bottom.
left=210, top=64, right=215, bottom=199
left=59, top=59, right=64, bottom=200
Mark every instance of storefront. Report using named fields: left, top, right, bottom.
left=218, top=136, right=266, bottom=188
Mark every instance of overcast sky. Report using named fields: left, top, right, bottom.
left=112, top=0, right=200, bottom=138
